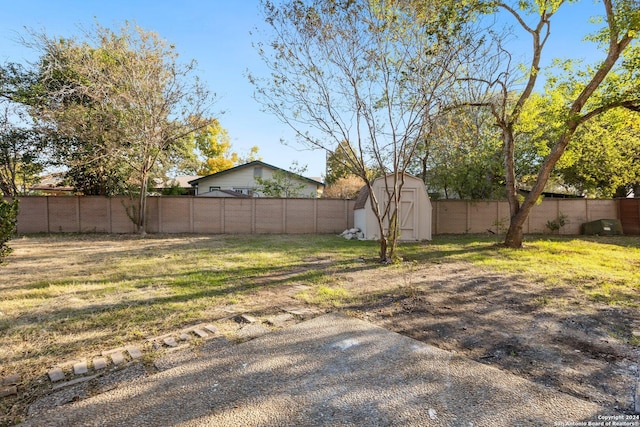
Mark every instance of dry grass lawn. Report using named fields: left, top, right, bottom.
left=1, top=233, right=639, bottom=424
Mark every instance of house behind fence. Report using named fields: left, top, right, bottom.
left=6, top=196, right=636, bottom=236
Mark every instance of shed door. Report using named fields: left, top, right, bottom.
left=380, top=188, right=418, bottom=240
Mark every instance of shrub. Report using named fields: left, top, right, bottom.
left=545, top=212, right=569, bottom=234
left=0, top=198, right=19, bottom=263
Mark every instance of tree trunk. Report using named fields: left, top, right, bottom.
left=137, top=169, right=149, bottom=235
left=387, top=210, right=399, bottom=262
left=502, top=125, right=525, bottom=248
left=505, top=215, right=524, bottom=248
left=379, top=237, right=389, bottom=263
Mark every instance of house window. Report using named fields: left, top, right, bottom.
left=253, top=167, right=263, bottom=178
left=209, top=186, right=221, bottom=192
left=233, top=187, right=254, bottom=196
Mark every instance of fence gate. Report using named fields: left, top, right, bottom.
left=619, top=198, right=640, bottom=235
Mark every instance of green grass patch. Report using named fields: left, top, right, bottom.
left=297, top=285, right=353, bottom=307
left=401, top=234, right=640, bottom=306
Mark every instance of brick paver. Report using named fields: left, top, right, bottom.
left=47, top=368, right=65, bottom=382
left=192, top=329, right=209, bottom=338
left=1, top=374, right=20, bottom=386
left=110, top=351, right=126, bottom=365
left=73, top=361, right=88, bottom=375
left=163, top=337, right=178, bottom=347
left=0, top=386, right=17, bottom=398
left=125, top=345, right=143, bottom=359
left=93, top=358, right=108, bottom=370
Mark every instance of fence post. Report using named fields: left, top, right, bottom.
left=283, top=199, right=287, bottom=233
left=46, top=196, right=50, bottom=233
left=190, top=197, right=194, bottom=233
left=345, top=199, right=350, bottom=229
left=466, top=201, right=470, bottom=234
left=74, top=197, right=79, bottom=232
left=314, top=198, right=318, bottom=234
left=108, top=197, right=112, bottom=233
left=433, top=201, right=438, bottom=235
left=252, top=198, right=256, bottom=234
left=221, top=198, right=225, bottom=233
left=585, top=199, right=589, bottom=222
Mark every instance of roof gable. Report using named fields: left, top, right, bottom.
left=188, top=160, right=325, bottom=186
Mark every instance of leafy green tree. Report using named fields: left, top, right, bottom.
left=0, top=69, right=49, bottom=196
left=560, top=111, right=640, bottom=197
left=461, top=0, right=640, bottom=247
left=0, top=198, right=18, bottom=264
left=252, top=0, right=477, bottom=261
left=517, top=91, right=640, bottom=197
left=0, top=123, right=46, bottom=196
left=325, top=141, right=359, bottom=185
left=411, top=107, right=505, bottom=199
left=24, top=22, right=217, bottom=232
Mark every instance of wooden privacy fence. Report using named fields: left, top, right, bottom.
left=12, top=196, right=357, bottom=235
left=6, top=196, right=627, bottom=236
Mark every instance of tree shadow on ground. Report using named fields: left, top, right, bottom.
left=20, top=313, right=613, bottom=427
left=345, top=265, right=639, bottom=413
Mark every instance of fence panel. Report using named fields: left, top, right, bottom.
left=223, top=198, right=254, bottom=233
left=79, top=197, right=110, bottom=233
left=467, top=201, right=511, bottom=234
left=316, top=199, right=353, bottom=233
left=15, top=197, right=48, bottom=234
left=110, top=197, right=137, bottom=233
left=8, top=196, right=630, bottom=236
left=254, top=199, right=285, bottom=234
left=434, top=200, right=468, bottom=234
left=48, top=197, right=79, bottom=233
left=159, top=197, right=192, bottom=233
left=285, top=199, right=316, bottom=233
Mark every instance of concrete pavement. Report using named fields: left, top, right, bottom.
left=21, top=313, right=619, bottom=426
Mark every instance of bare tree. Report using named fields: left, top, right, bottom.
left=251, top=0, right=477, bottom=261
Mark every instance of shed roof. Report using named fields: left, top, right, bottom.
left=354, top=186, right=369, bottom=210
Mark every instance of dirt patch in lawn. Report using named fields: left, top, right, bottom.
left=241, top=259, right=639, bottom=413
left=324, top=261, right=640, bottom=414
left=211, top=258, right=639, bottom=413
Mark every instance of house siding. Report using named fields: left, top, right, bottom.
left=194, top=165, right=322, bottom=197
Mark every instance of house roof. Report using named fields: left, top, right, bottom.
left=30, top=173, right=75, bottom=193
left=152, top=175, right=202, bottom=189
left=188, top=160, right=325, bottom=187
left=197, top=189, right=251, bottom=198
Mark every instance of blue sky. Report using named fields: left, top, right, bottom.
left=0, top=1, right=607, bottom=180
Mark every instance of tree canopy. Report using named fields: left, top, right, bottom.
left=457, top=0, right=640, bottom=247
left=252, top=0, right=479, bottom=260
left=181, top=120, right=261, bottom=176
left=17, top=22, right=218, bottom=232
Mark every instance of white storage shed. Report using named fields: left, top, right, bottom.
left=353, top=174, right=432, bottom=241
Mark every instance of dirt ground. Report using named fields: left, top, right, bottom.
left=246, top=260, right=640, bottom=414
